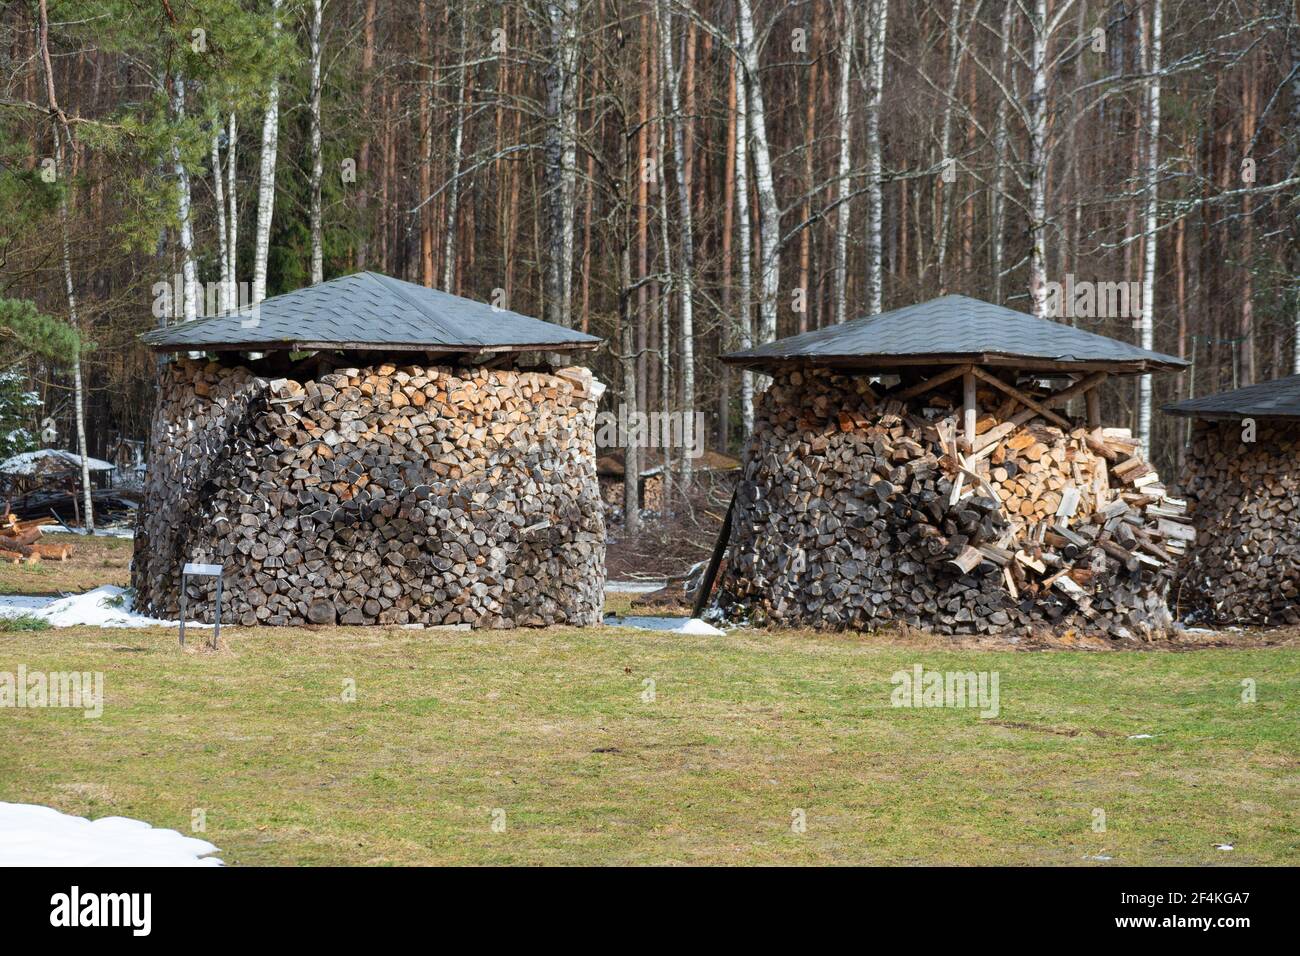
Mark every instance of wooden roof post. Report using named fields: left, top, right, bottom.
left=963, top=369, right=977, bottom=448
left=1086, top=373, right=1105, bottom=428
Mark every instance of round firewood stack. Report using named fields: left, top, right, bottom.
left=716, top=369, right=1188, bottom=639
left=1175, top=419, right=1300, bottom=625
left=133, top=358, right=606, bottom=628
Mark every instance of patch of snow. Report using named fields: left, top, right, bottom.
left=605, top=580, right=668, bottom=594
left=1127, top=733, right=1158, bottom=739
left=0, top=585, right=198, bottom=628
left=610, top=615, right=724, bottom=636
left=0, top=595, right=56, bottom=611
left=1083, top=854, right=1113, bottom=862
left=0, top=802, right=221, bottom=866
left=0, top=449, right=116, bottom=476
left=1214, top=843, right=1234, bottom=851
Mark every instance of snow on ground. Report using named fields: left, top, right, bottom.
left=605, top=580, right=669, bottom=594
left=607, top=615, right=725, bottom=636
left=0, top=585, right=196, bottom=628
left=0, top=595, right=56, bottom=611
left=0, top=803, right=222, bottom=866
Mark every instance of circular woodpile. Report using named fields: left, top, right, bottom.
left=133, top=357, right=605, bottom=628
left=717, top=369, right=1186, bottom=638
left=1176, top=419, right=1300, bottom=625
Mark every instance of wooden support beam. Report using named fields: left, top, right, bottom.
left=892, top=363, right=973, bottom=402
left=691, top=489, right=736, bottom=619
left=1085, top=379, right=1104, bottom=428
left=970, top=366, right=1072, bottom=430
left=962, top=370, right=977, bottom=448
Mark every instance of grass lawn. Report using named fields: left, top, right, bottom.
left=0, top=533, right=132, bottom=596
left=1, top=618, right=1296, bottom=865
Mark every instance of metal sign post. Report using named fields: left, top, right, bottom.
left=179, top=562, right=224, bottom=649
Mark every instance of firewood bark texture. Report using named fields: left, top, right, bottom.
left=1176, top=420, right=1300, bottom=625
left=133, top=358, right=605, bottom=627
left=717, top=369, right=1187, bottom=638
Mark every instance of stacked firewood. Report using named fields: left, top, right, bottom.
left=1176, top=419, right=1300, bottom=625
left=0, top=511, right=72, bottom=563
left=134, top=358, right=605, bottom=628
left=717, top=369, right=1192, bottom=638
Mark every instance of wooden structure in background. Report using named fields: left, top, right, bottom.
left=1165, top=375, right=1300, bottom=625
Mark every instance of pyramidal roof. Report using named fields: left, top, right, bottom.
left=1165, top=374, right=1300, bottom=420
left=141, top=271, right=602, bottom=354
left=723, top=294, right=1187, bottom=374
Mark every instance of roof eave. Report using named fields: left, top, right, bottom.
left=720, top=351, right=1187, bottom=375
left=1161, top=406, right=1300, bottom=421
left=143, top=339, right=602, bottom=354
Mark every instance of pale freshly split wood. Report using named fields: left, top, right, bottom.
left=134, top=358, right=605, bottom=628
left=717, top=368, right=1184, bottom=638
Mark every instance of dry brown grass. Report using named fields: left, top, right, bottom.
left=0, top=533, right=132, bottom=596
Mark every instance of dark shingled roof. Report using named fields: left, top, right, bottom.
left=722, top=294, right=1188, bottom=374
left=1164, top=374, right=1300, bottom=420
left=141, top=271, right=602, bottom=354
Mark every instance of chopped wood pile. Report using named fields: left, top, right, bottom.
left=1175, top=419, right=1300, bottom=625
left=133, top=357, right=605, bottom=628
left=0, top=511, right=73, bottom=563
left=716, top=368, right=1192, bottom=638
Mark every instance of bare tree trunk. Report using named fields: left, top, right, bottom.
left=171, top=72, right=197, bottom=322
left=619, top=155, right=641, bottom=535
left=990, top=0, right=1012, bottom=303
left=720, top=51, right=737, bottom=448
left=654, top=35, right=674, bottom=501
left=1239, top=70, right=1257, bottom=386
left=798, top=2, right=821, bottom=334
left=1291, top=6, right=1300, bottom=372
left=542, top=0, right=580, bottom=327
left=442, top=8, right=470, bottom=290
left=355, top=0, right=377, bottom=270
left=737, top=0, right=779, bottom=356
left=309, top=0, right=324, bottom=285
left=832, top=0, right=856, bottom=325
left=1026, top=0, right=1049, bottom=318
left=212, top=131, right=229, bottom=312
left=863, top=0, right=888, bottom=315
left=37, top=0, right=93, bottom=531
left=252, top=0, right=283, bottom=305
left=418, top=0, right=434, bottom=287
left=1136, top=0, right=1162, bottom=458
left=734, top=33, right=755, bottom=433
left=657, top=0, right=695, bottom=485
left=935, top=0, right=964, bottom=294
left=226, top=113, right=238, bottom=305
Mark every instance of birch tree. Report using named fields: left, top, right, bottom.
left=989, top=0, right=1013, bottom=304
left=862, top=0, right=888, bottom=315
left=170, top=73, right=198, bottom=322
left=934, top=0, right=965, bottom=294
left=657, top=0, right=695, bottom=485
left=442, top=8, right=470, bottom=291
left=1136, top=0, right=1162, bottom=457
left=736, top=0, right=780, bottom=354
left=226, top=113, right=238, bottom=308
left=734, top=35, right=755, bottom=432
left=832, top=1, right=856, bottom=325
left=308, top=0, right=324, bottom=285
left=252, top=0, right=284, bottom=305
left=541, top=0, right=580, bottom=327
left=212, top=132, right=229, bottom=312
